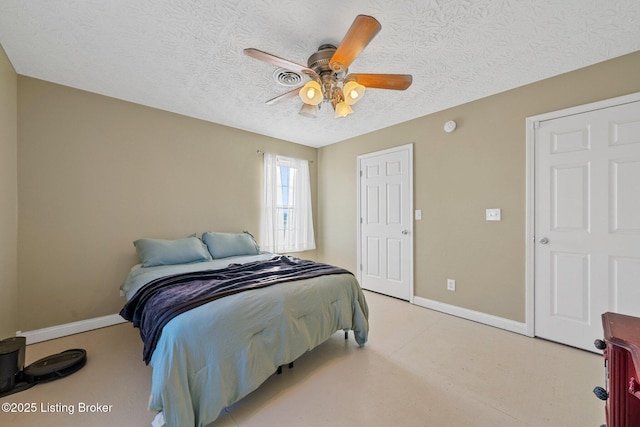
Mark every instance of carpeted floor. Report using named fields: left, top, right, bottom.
left=0, top=290, right=605, bottom=426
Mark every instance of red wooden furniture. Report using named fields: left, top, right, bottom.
left=594, top=312, right=640, bottom=427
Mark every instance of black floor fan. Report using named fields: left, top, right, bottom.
left=0, top=336, right=86, bottom=398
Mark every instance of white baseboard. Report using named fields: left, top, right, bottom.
left=412, top=296, right=528, bottom=336
left=14, top=301, right=527, bottom=345
left=16, top=314, right=127, bottom=345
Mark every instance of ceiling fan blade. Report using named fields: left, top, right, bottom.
left=330, top=15, right=382, bottom=73
left=265, top=87, right=302, bottom=105
left=244, top=48, right=318, bottom=79
left=347, top=73, right=413, bottom=90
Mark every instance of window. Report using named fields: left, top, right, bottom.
left=261, top=153, right=315, bottom=253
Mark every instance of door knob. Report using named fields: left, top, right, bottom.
left=401, top=230, right=409, bottom=235
left=538, top=237, right=549, bottom=244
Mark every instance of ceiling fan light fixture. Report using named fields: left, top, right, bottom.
left=343, top=80, right=365, bottom=105
left=298, top=103, right=318, bottom=118
left=245, top=14, right=413, bottom=120
left=334, top=102, right=353, bottom=118
left=299, top=81, right=323, bottom=105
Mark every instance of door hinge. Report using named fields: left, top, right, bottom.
left=360, top=170, right=363, bottom=177
left=533, top=121, right=540, bottom=129
left=360, top=264, right=363, bottom=270
left=360, top=217, right=363, bottom=224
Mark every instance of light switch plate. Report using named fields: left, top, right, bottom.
left=486, top=208, right=501, bottom=221
left=415, top=210, right=422, bottom=220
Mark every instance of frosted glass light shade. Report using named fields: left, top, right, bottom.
left=334, top=102, right=353, bottom=118
left=298, top=81, right=323, bottom=105
left=299, top=103, right=318, bottom=118
left=343, top=81, right=365, bottom=105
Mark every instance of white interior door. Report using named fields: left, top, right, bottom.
left=358, top=144, right=413, bottom=301
left=534, top=99, right=640, bottom=352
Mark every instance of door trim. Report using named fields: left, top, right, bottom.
left=525, top=91, right=640, bottom=338
left=356, top=143, right=414, bottom=303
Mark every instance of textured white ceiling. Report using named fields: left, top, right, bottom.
left=1, top=0, right=639, bottom=147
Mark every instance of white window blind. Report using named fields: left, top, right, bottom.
left=261, top=153, right=315, bottom=253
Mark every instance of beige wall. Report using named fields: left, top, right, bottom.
left=317, top=51, right=640, bottom=322
left=17, top=77, right=317, bottom=331
left=0, top=44, right=18, bottom=338
left=12, top=51, right=640, bottom=331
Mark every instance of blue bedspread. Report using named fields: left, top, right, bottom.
left=119, top=254, right=369, bottom=427
left=121, top=256, right=353, bottom=364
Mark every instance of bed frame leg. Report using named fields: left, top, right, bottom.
left=344, top=330, right=348, bottom=340
left=277, top=362, right=293, bottom=375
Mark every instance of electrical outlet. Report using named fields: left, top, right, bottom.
left=447, top=279, right=456, bottom=291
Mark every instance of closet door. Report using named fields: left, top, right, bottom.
left=534, top=99, right=640, bottom=351
left=358, top=144, right=413, bottom=301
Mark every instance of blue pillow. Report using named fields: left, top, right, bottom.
left=134, top=236, right=211, bottom=267
left=202, top=231, right=260, bottom=259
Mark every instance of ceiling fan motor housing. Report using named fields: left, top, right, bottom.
left=307, top=44, right=347, bottom=102
left=307, top=45, right=338, bottom=74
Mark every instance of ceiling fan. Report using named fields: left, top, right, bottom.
left=244, top=14, right=413, bottom=118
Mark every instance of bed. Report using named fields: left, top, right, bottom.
left=119, top=233, right=369, bottom=427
